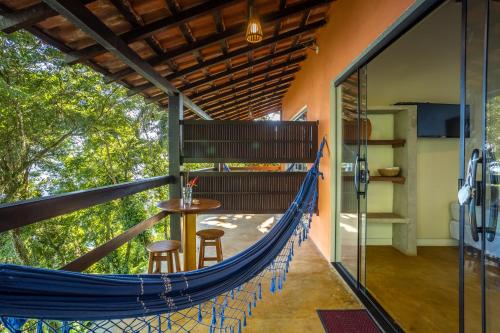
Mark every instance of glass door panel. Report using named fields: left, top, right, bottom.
left=485, top=1, right=500, bottom=331
left=358, top=66, right=368, bottom=287
left=338, top=72, right=360, bottom=279
left=463, top=0, right=486, bottom=331
left=462, top=0, right=500, bottom=331
left=337, top=67, right=368, bottom=284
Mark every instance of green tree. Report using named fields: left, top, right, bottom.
left=0, top=31, right=169, bottom=273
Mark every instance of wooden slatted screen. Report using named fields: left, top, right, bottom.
left=182, top=120, right=318, bottom=163
left=189, top=172, right=307, bottom=213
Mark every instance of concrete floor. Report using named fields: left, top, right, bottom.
left=366, top=245, right=500, bottom=333
left=192, top=214, right=362, bottom=332
left=366, top=246, right=459, bottom=332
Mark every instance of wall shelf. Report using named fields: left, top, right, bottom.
left=367, top=139, right=405, bottom=147
left=370, top=176, right=406, bottom=184
left=367, top=212, right=409, bottom=224
left=343, top=175, right=405, bottom=184
left=344, top=139, right=406, bottom=147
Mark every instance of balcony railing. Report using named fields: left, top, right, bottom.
left=0, top=175, right=175, bottom=272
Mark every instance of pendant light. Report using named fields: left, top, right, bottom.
left=246, top=5, right=263, bottom=43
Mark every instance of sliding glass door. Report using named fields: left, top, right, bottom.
left=462, top=0, right=500, bottom=331
left=336, top=67, right=368, bottom=285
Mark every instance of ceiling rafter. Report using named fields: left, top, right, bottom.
left=41, top=0, right=211, bottom=120
left=217, top=82, right=287, bottom=114
left=200, top=83, right=290, bottom=110
left=231, top=106, right=281, bottom=120
left=0, top=0, right=94, bottom=33
left=187, top=67, right=299, bottom=101
left=209, top=91, right=286, bottom=116
left=128, top=45, right=307, bottom=95
left=195, top=76, right=295, bottom=106
left=149, top=74, right=295, bottom=106
left=0, top=3, right=125, bottom=88
left=63, top=0, right=241, bottom=63
left=250, top=106, right=282, bottom=117
left=164, top=0, right=208, bottom=79
left=109, top=0, right=178, bottom=73
left=68, top=0, right=329, bottom=68
left=184, top=101, right=281, bottom=120
left=176, top=56, right=303, bottom=95
left=106, top=20, right=320, bottom=84
left=204, top=89, right=287, bottom=114
left=215, top=96, right=284, bottom=119
left=223, top=100, right=283, bottom=119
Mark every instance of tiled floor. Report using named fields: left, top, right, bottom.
left=192, top=214, right=362, bottom=333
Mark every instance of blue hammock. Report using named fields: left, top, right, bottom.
left=0, top=139, right=326, bottom=333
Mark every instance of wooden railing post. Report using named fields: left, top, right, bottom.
left=168, top=92, right=183, bottom=241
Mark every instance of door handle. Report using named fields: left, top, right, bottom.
left=354, top=155, right=360, bottom=195
left=354, top=156, right=369, bottom=198
left=467, top=149, right=481, bottom=242
left=360, top=157, right=369, bottom=198
left=486, top=158, right=499, bottom=242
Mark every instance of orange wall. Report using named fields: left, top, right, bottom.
left=282, top=0, right=416, bottom=261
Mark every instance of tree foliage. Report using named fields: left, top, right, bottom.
left=0, top=32, right=170, bottom=273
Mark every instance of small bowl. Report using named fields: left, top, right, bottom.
left=378, top=167, right=400, bottom=177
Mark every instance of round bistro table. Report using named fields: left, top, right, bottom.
left=157, top=198, right=221, bottom=271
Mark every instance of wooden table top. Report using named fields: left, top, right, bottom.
left=157, top=198, right=221, bottom=214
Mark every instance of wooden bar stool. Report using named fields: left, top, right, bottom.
left=147, top=240, right=181, bottom=273
left=197, top=229, right=224, bottom=268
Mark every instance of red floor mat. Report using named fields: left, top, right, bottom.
left=317, top=309, right=381, bottom=333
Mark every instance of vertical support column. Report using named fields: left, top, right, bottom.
left=169, top=93, right=183, bottom=241
left=392, top=106, right=417, bottom=255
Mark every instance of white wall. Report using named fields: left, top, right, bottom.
left=416, top=139, right=459, bottom=244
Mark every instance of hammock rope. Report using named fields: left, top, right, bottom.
left=0, top=139, right=326, bottom=333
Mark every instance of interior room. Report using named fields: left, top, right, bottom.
left=364, top=1, right=461, bottom=331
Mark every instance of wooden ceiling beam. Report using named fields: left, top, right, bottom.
left=270, top=0, right=287, bottom=54
left=209, top=92, right=286, bottom=117
left=232, top=107, right=281, bottom=120
left=106, top=16, right=324, bottom=84
left=211, top=95, right=284, bottom=117
left=164, top=0, right=207, bottom=78
left=223, top=101, right=283, bottom=120
left=215, top=97, right=283, bottom=119
left=68, top=0, right=329, bottom=65
left=248, top=110, right=281, bottom=120
left=107, top=24, right=315, bottom=85
left=225, top=103, right=282, bottom=120
left=200, top=83, right=290, bottom=110
left=0, top=0, right=94, bottom=33
left=0, top=3, right=125, bottom=88
left=187, top=67, right=299, bottom=100
left=148, top=74, right=294, bottom=106
left=184, top=100, right=282, bottom=120
left=42, top=0, right=211, bottom=120
left=204, top=88, right=287, bottom=114
left=64, top=0, right=240, bottom=63
left=128, top=45, right=307, bottom=95
left=196, top=76, right=294, bottom=106
left=109, top=0, right=177, bottom=73
left=176, top=56, right=303, bottom=95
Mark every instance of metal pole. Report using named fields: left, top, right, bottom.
left=168, top=93, right=183, bottom=240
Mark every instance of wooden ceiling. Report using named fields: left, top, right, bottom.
left=0, top=0, right=332, bottom=120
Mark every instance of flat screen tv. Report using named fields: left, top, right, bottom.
left=414, top=103, right=469, bottom=138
